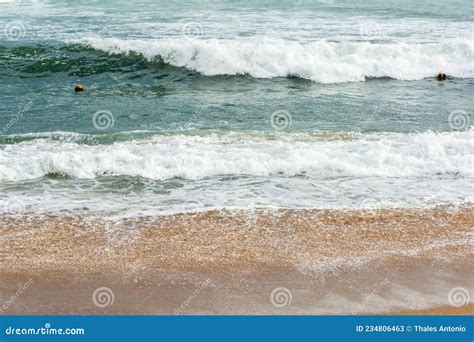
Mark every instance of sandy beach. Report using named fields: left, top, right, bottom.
left=1, top=207, right=472, bottom=315
left=1, top=3, right=473, bottom=342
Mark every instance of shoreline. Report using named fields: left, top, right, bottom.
left=399, top=306, right=474, bottom=315
left=1, top=208, right=472, bottom=315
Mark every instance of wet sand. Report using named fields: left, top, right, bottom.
left=400, top=305, right=474, bottom=315
left=1, top=208, right=473, bottom=315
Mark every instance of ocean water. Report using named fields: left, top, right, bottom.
left=1, top=0, right=473, bottom=218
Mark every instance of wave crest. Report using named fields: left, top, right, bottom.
left=79, top=37, right=474, bottom=83
left=1, top=130, right=473, bottom=181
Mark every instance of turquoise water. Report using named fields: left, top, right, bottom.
left=0, top=0, right=473, bottom=217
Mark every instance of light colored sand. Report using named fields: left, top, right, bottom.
left=0, top=208, right=472, bottom=314
left=399, top=305, right=474, bottom=315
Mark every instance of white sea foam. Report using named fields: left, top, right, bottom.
left=79, top=37, right=474, bottom=83
left=1, top=130, right=473, bottom=182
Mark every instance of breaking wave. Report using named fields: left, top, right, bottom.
left=1, top=129, right=473, bottom=181
left=79, top=37, right=474, bottom=83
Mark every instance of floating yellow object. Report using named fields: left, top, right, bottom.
left=437, top=72, right=446, bottom=81
left=75, top=84, right=85, bottom=92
